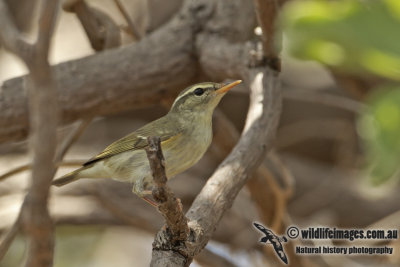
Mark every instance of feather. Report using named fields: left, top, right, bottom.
left=83, top=116, right=183, bottom=166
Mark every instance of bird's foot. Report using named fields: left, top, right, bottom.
left=141, top=196, right=158, bottom=207
left=138, top=190, right=158, bottom=207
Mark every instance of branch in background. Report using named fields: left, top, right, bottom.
left=0, top=118, right=94, bottom=183
left=0, top=0, right=258, bottom=144
left=211, top=110, right=299, bottom=265
left=0, top=11, right=197, bottom=144
left=0, top=118, right=91, bottom=257
left=36, top=0, right=58, bottom=55
left=63, top=0, right=121, bottom=50
left=195, top=248, right=237, bottom=267
left=253, top=0, right=281, bottom=71
left=212, top=111, right=293, bottom=230
left=282, top=89, right=366, bottom=114
left=0, top=219, right=20, bottom=260
left=2, top=159, right=399, bottom=242
left=19, top=0, right=59, bottom=262
left=0, top=0, right=33, bottom=61
left=55, top=118, right=93, bottom=162
left=276, top=118, right=359, bottom=168
left=265, top=153, right=294, bottom=229
left=0, top=0, right=59, bottom=265
left=0, top=160, right=85, bottom=183
left=113, top=0, right=142, bottom=40
left=145, top=137, right=189, bottom=245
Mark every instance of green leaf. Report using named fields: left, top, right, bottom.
left=358, top=85, right=400, bottom=184
left=281, top=0, right=400, bottom=80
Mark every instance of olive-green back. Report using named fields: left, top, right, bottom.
left=84, top=115, right=183, bottom=166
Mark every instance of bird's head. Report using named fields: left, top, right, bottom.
left=169, top=80, right=242, bottom=115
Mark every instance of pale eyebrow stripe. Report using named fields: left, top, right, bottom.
left=173, top=83, right=215, bottom=105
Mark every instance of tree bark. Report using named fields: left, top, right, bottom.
left=0, top=0, right=256, bottom=144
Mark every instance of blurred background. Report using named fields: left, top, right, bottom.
left=0, top=0, right=399, bottom=266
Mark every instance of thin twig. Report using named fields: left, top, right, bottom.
left=282, top=89, right=366, bottom=114
left=0, top=0, right=33, bottom=61
left=55, top=118, right=93, bottom=162
left=145, top=137, right=189, bottom=243
left=113, top=0, right=142, bottom=40
left=276, top=118, right=356, bottom=153
left=267, top=152, right=294, bottom=199
left=0, top=219, right=20, bottom=259
left=63, top=0, right=121, bottom=50
left=0, top=160, right=86, bottom=182
left=91, top=187, right=156, bottom=232
left=0, top=118, right=92, bottom=183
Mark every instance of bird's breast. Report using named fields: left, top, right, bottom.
left=101, top=119, right=213, bottom=183
left=163, top=123, right=212, bottom=177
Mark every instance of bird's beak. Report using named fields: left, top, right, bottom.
left=216, top=80, right=242, bottom=95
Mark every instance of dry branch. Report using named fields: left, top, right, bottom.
left=0, top=0, right=256, bottom=144
left=63, top=0, right=121, bottom=50
left=212, top=110, right=297, bottom=264
left=0, top=118, right=92, bottom=183
left=113, top=0, right=142, bottom=40
left=212, top=110, right=293, bottom=233
left=0, top=219, right=19, bottom=260
left=0, top=161, right=85, bottom=182
left=145, top=137, right=189, bottom=243
left=282, top=89, right=366, bottom=114
left=0, top=11, right=197, bottom=143
left=0, top=0, right=59, bottom=265
left=253, top=0, right=281, bottom=70
left=0, top=1, right=33, bottom=61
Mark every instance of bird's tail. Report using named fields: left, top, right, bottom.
left=52, top=167, right=86, bottom=187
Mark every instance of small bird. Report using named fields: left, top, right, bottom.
left=253, top=222, right=288, bottom=264
left=52, top=80, right=242, bottom=206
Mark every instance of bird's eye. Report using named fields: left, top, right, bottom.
left=194, top=88, right=204, bottom=96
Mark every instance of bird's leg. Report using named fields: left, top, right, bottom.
left=133, top=179, right=158, bottom=207
left=141, top=195, right=158, bottom=207
left=140, top=189, right=158, bottom=207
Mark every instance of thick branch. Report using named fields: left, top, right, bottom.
left=0, top=0, right=256, bottom=144
left=0, top=13, right=197, bottom=144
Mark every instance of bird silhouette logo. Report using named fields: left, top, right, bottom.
left=253, top=222, right=289, bottom=264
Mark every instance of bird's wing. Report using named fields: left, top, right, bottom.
left=83, top=116, right=183, bottom=166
